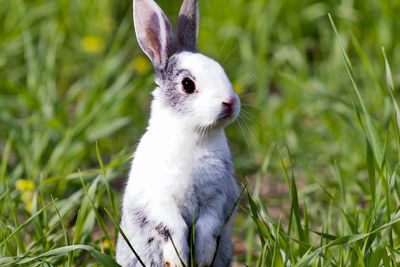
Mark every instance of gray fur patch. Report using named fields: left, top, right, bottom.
left=134, top=209, right=149, bottom=228
left=155, top=223, right=170, bottom=241
left=156, top=54, right=194, bottom=113
left=117, top=205, right=167, bottom=266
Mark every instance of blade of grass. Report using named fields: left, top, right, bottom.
left=79, top=172, right=113, bottom=257
left=366, top=140, right=376, bottom=204
left=96, top=142, right=118, bottom=218
left=271, top=218, right=284, bottom=267
left=166, top=231, right=187, bottom=267
left=328, top=13, right=384, bottom=165
left=50, top=195, right=70, bottom=266
left=0, top=245, right=121, bottom=266
left=296, top=216, right=400, bottom=266
left=190, top=206, right=196, bottom=267
left=0, top=203, right=51, bottom=247
left=72, top=175, right=100, bottom=245
left=0, top=135, right=12, bottom=190
left=280, top=146, right=305, bottom=255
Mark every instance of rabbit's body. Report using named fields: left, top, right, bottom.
left=117, top=118, right=238, bottom=266
left=117, top=1, right=240, bottom=266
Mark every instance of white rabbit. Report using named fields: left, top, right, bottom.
left=116, top=0, right=240, bottom=266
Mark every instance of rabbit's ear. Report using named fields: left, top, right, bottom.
left=177, top=0, right=199, bottom=51
left=133, top=0, right=178, bottom=69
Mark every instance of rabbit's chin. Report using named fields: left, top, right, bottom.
left=217, top=114, right=238, bottom=127
left=192, top=115, right=239, bottom=138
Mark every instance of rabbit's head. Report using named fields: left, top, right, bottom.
left=133, top=0, right=240, bottom=131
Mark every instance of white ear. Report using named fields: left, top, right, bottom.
left=177, top=0, right=199, bottom=51
left=133, top=0, right=178, bottom=69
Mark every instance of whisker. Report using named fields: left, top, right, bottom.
left=239, top=108, right=270, bottom=137
left=223, top=56, right=241, bottom=70
left=222, top=47, right=238, bottom=67
left=238, top=114, right=256, bottom=140
left=235, top=116, right=250, bottom=149
left=218, top=28, right=235, bottom=62
left=239, top=111, right=256, bottom=126
left=240, top=90, right=271, bottom=100
left=241, top=103, right=260, bottom=112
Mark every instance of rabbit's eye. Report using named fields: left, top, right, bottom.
left=182, top=78, right=196, bottom=94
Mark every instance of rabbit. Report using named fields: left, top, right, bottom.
left=116, top=0, right=240, bottom=266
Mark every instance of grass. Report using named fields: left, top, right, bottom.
left=1, top=0, right=400, bottom=266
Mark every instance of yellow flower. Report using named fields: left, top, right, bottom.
left=22, top=192, right=33, bottom=210
left=15, top=179, right=35, bottom=210
left=15, top=179, right=35, bottom=192
left=81, top=35, right=104, bottom=53
left=132, top=56, right=151, bottom=74
left=100, top=239, right=115, bottom=253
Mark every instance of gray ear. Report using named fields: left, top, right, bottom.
left=177, top=0, right=199, bottom=51
left=133, top=0, right=178, bottom=69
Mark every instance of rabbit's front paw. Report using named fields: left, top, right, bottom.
left=163, top=242, right=188, bottom=267
left=194, top=235, right=217, bottom=267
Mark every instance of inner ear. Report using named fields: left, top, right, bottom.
left=145, top=14, right=163, bottom=61
left=133, top=0, right=178, bottom=69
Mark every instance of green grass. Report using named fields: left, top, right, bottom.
left=1, top=0, right=400, bottom=266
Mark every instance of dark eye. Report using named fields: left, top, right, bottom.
left=181, top=78, right=196, bottom=94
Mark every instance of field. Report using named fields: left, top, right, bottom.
left=1, top=0, right=400, bottom=266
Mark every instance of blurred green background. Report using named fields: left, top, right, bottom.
left=1, top=0, right=400, bottom=265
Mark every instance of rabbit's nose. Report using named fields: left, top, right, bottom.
left=222, top=101, right=232, bottom=107
left=222, top=97, right=236, bottom=107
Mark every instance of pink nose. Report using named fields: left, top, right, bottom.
left=222, top=101, right=232, bottom=107
left=222, top=97, right=236, bottom=107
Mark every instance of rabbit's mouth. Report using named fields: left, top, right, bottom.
left=218, top=105, right=237, bottom=122
left=220, top=111, right=233, bottom=120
